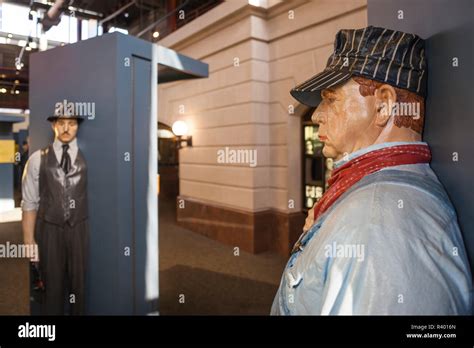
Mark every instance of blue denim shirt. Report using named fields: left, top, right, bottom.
left=271, top=142, right=473, bottom=315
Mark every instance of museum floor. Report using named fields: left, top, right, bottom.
left=0, top=198, right=286, bottom=315
left=159, top=197, right=286, bottom=315
left=0, top=208, right=29, bottom=315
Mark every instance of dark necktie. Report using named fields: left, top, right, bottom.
left=60, top=144, right=71, bottom=174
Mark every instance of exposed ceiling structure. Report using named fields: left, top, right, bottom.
left=0, top=45, right=31, bottom=109
left=5, top=0, right=222, bottom=38
left=10, top=0, right=167, bottom=28
left=0, top=0, right=222, bottom=109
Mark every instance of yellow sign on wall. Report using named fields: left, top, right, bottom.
left=0, top=140, right=16, bottom=163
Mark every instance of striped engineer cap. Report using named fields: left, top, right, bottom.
left=290, top=26, right=427, bottom=107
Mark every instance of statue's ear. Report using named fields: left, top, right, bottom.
left=374, top=84, right=397, bottom=127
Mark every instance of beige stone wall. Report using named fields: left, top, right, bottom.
left=158, top=0, right=367, bottom=213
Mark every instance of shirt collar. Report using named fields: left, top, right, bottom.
left=333, top=141, right=428, bottom=169
left=53, top=137, right=78, bottom=152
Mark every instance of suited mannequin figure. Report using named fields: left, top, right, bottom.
left=22, top=113, right=88, bottom=315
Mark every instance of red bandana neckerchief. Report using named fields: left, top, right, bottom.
left=313, top=143, right=432, bottom=222
left=292, top=144, right=431, bottom=254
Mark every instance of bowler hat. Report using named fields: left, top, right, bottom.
left=47, top=114, right=85, bottom=123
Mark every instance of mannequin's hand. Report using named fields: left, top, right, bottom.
left=24, top=240, right=39, bottom=262
left=31, top=243, right=39, bottom=262
left=303, top=205, right=316, bottom=232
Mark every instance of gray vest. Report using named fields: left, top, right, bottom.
left=37, top=144, right=88, bottom=226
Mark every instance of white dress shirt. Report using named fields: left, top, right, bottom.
left=21, top=138, right=79, bottom=211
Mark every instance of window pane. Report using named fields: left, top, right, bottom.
left=0, top=3, right=37, bottom=37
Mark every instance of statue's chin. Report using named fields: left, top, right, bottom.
left=322, top=144, right=336, bottom=160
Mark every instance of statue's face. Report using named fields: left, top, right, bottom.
left=52, top=118, right=78, bottom=143
left=312, top=78, right=379, bottom=161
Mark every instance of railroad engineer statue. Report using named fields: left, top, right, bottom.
left=271, top=26, right=472, bottom=315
